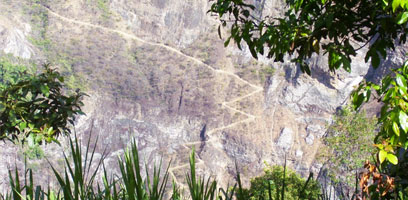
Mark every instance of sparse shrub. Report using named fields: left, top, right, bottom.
left=319, top=106, right=377, bottom=187
left=352, top=60, right=408, bottom=199
left=26, top=0, right=51, bottom=54
left=23, top=144, right=44, bottom=160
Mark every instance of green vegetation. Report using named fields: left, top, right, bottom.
left=0, top=59, right=32, bottom=90
left=96, top=0, right=112, bottom=20
left=319, top=107, right=377, bottom=187
left=24, top=1, right=86, bottom=92
left=235, top=60, right=275, bottom=84
left=26, top=0, right=52, bottom=55
left=2, top=135, right=323, bottom=200
left=241, top=164, right=320, bottom=200
left=52, top=54, right=87, bottom=92
left=1, top=0, right=407, bottom=198
left=186, top=149, right=217, bottom=200
left=85, top=0, right=112, bottom=21
left=352, top=61, right=408, bottom=198
left=258, top=66, right=275, bottom=83
left=210, top=0, right=408, bottom=198
left=209, top=0, right=408, bottom=74
left=22, top=143, right=45, bottom=160
left=0, top=62, right=85, bottom=144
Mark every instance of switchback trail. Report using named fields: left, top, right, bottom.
left=44, top=6, right=264, bottom=190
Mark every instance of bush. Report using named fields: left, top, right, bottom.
left=240, top=164, right=321, bottom=200
left=0, top=63, right=86, bottom=144
left=320, top=106, right=377, bottom=187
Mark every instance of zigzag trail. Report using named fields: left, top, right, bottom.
left=44, top=7, right=264, bottom=190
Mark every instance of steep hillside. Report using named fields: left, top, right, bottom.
left=0, top=0, right=404, bottom=192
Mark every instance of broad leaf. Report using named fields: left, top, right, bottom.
left=397, top=12, right=408, bottom=24
left=371, top=52, right=380, bottom=68
left=393, top=121, right=400, bottom=136
left=396, top=74, right=407, bottom=88
left=379, top=150, right=387, bottom=163
left=40, top=85, right=50, bottom=97
left=386, top=153, right=398, bottom=165
left=393, top=0, right=402, bottom=12
left=399, top=111, right=408, bottom=133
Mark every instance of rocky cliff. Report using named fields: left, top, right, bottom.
left=0, top=0, right=405, bottom=193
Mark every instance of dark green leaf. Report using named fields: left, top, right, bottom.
left=371, top=52, right=380, bottom=68
left=40, top=85, right=50, bottom=97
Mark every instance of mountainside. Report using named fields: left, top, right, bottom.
left=0, top=0, right=405, bottom=193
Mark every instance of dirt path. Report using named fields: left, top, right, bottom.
left=44, top=6, right=264, bottom=191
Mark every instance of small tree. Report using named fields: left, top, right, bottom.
left=352, top=61, right=408, bottom=198
left=0, top=63, right=85, bottom=144
left=240, top=165, right=320, bottom=200
left=319, top=107, right=377, bottom=188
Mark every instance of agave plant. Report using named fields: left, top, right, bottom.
left=48, top=133, right=106, bottom=200
left=2, top=133, right=332, bottom=200
left=118, top=139, right=170, bottom=200
left=2, top=133, right=173, bottom=200
left=186, top=149, right=217, bottom=200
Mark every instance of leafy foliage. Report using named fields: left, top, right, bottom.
left=320, top=107, right=377, bottom=186
left=210, top=0, right=408, bottom=197
left=0, top=63, right=86, bottom=143
left=352, top=61, right=408, bottom=163
left=186, top=149, right=217, bottom=200
left=118, top=139, right=170, bottom=200
left=0, top=59, right=32, bottom=91
left=209, top=0, right=408, bottom=74
left=239, top=164, right=320, bottom=200
left=352, top=60, right=408, bottom=197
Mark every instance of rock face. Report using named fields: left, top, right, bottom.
left=0, top=16, right=33, bottom=59
left=276, top=128, right=293, bottom=151
left=0, top=0, right=405, bottom=193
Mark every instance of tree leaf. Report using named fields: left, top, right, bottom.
left=393, top=0, right=401, bottom=12
left=371, top=52, right=380, bottom=68
left=396, top=74, right=407, bottom=88
left=40, top=85, right=50, bottom=97
left=379, top=150, right=387, bottom=163
left=0, top=104, right=5, bottom=113
left=249, top=45, right=258, bottom=59
left=224, top=36, right=231, bottom=47
left=399, top=111, right=408, bottom=133
left=397, top=12, right=408, bottom=24
left=386, top=153, right=398, bottom=165
left=353, top=93, right=365, bottom=109
left=393, top=121, right=400, bottom=136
